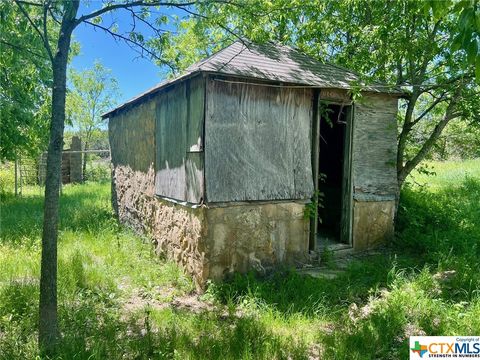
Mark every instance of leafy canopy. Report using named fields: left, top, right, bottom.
left=0, top=2, right=52, bottom=160
left=66, top=61, right=120, bottom=147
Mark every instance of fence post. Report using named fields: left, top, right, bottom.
left=70, top=136, right=83, bottom=183
left=14, top=154, right=18, bottom=197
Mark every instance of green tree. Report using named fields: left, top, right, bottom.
left=162, top=0, right=480, bottom=192
left=67, top=61, right=119, bottom=177
left=447, top=0, right=480, bottom=80
left=11, top=0, right=224, bottom=355
left=0, top=1, right=52, bottom=160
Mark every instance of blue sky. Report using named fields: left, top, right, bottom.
left=71, top=3, right=185, bottom=104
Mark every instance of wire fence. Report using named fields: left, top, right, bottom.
left=14, top=149, right=111, bottom=196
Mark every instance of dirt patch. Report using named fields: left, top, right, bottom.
left=171, top=293, right=215, bottom=313
left=121, top=284, right=215, bottom=316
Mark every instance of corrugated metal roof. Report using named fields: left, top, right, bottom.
left=103, top=41, right=402, bottom=118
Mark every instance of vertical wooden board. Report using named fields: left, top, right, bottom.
left=155, top=83, right=188, bottom=200
left=185, top=152, right=204, bottom=203
left=108, top=99, right=155, bottom=172
left=205, top=78, right=313, bottom=202
left=340, top=106, right=353, bottom=244
left=186, top=76, right=205, bottom=152
left=204, top=80, right=250, bottom=201
left=309, top=91, right=320, bottom=251
left=155, top=93, right=167, bottom=197
left=244, top=84, right=294, bottom=200
left=352, top=93, right=398, bottom=196
left=291, top=89, right=314, bottom=198
left=108, top=117, right=118, bottom=165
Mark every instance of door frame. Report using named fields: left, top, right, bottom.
left=309, top=93, right=354, bottom=251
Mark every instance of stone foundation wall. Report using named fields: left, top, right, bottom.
left=352, top=200, right=395, bottom=251
left=203, top=202, right=309, bottom=280
left=112, top=165, right=207, bottom=288
left=112, top=164, right=310, bottom=287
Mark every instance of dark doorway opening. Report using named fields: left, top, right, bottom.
left=317, top=103, right=351, bottom=249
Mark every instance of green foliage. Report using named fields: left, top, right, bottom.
left=84, top=159, right=111, bottom=182
left=0, top=1, right=52, bottom=161
left=66, top=61, right=119, bottom=148
left=1, top=160, right=479, bottom=358
left=447, top=0, right=480, bottom=82
left=164, top=0, right=480, bottom=181
left=303, top=189, right=324, bottom=222
left=206, top=159, right=480, bottom=358
left=0, top=162, right=16, bottom=199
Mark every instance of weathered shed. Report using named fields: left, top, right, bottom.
left=104, top=41, right=401, bottom=287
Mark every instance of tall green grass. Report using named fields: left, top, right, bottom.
left=0, top=159, right=479, bottom=359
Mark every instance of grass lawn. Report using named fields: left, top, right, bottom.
left=0, top=159, right=479, bottom=359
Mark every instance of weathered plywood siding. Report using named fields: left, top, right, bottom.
left=155, top=76, right=205, bottom=203
left=109, top=100, right=156, bottom=172
left=352, top=93, right=398, bottom=198
left=205, top=78, right=314, bottom=202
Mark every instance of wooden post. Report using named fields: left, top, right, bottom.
left=14, top=154, right=18, bottom=197
left=309, top=90, right=320, bottom=252
left=69, top=136, right=83, bottom=183
left=340, top=105, right=354, bottom=246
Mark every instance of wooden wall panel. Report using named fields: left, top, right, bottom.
left=187, top=76, right=205, bottom=152
left=185, top=152, right=204, bottom=203
left=155, top=82, right=187, bottom=200
left=205, top=78, right=314, bottom=202
left=108, top=99, right=155, bottom=172
left=155, top=77, right=205, bottom=202
left=352, top=93, right=398, bottom=197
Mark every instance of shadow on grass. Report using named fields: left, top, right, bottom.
left=0, top=279, right=309, bottom=359
left=0, top=181, right=113, bottom=245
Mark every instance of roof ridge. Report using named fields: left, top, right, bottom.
left=103, top=40, right=404, bottom=118
left=273, top=41, right=360, bottom=75
left=187, top=39, right=250, bottom=70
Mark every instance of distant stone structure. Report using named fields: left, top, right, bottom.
left=69, top=136, right=83, bottom=183
left=40, top=136, right=83, bottom=185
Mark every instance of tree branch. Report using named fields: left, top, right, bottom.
left=48, top=5, right=61, bottom=25
left=0, top=39, right=49, bottom=60
left=83, top=20, right=176, bottom=72
left=42, top=1, right=54, bottom=61
left=177, top=6, right=249, bottom=49
left=75, top=1, right=198, bottom=26
left=398, top=89, right=462, bottom=184
left=125, top=7, right=174, bottom=36
left=15, top=0, right=43, bottom=6
left=410, top=93, right=448, bottom=126
left=14, top=0, right=53, bottom=62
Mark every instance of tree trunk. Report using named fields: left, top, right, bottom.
left=397, top=109, right=457, bottom=189
left=39, top=2, right=79, bottom=355
left=396, top=92, right=418, bottom=179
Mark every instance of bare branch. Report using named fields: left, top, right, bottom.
left=125, top=7, right=173, bottom=36
left=75, top=1, right=197, bottom=26
left=83, top=20, right=176, bottom=73
left=177, top=6, right=249, bottom=49
left=411, top=92, right=448, bottom=126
